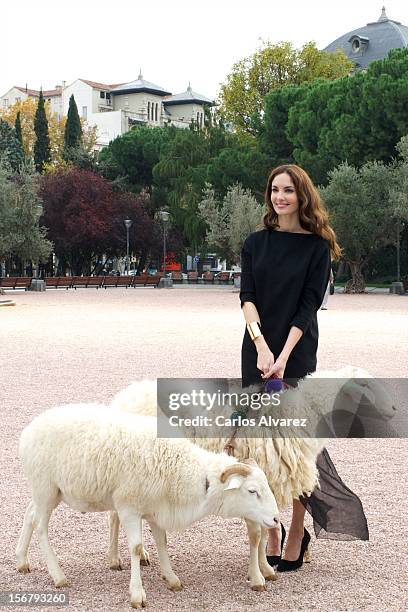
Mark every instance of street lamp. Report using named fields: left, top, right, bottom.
left=124, top=218, right=132, bottom=275
left=158, top=210, right=170, bottom=276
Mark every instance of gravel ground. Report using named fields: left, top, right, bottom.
left=1, top=287, right=407, bottom=612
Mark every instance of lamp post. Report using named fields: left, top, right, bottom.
left=124, top=218, right=132, bottom=275
left=158, top=210, right=170, bottom=276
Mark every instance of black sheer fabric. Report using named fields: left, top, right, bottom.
left=300, top=448, right=369, bottom=541
left=241, top=369, right=369, bottom=541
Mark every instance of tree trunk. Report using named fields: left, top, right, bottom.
left=345, top=260, right=366, bottom=293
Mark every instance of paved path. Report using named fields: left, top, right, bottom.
left=1, top=289, right=407, bottom=611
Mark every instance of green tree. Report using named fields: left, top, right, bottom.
left=0, top=119, right=25, bottom=171
left=198, top=183, right=263, bottom=264
left=14, top=111, right=24, bottom=148
left=217, top=41, right=352, bottom=135
left=283, top=48, right=408, bottom=184
left=33, top=90, right=51, bottom=173
left=0, top=161, right=52, bottom=269
left=64, top=94, right=83, bottom=152
left=321, top=161, right=401, bottom=292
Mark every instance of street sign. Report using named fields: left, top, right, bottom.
left=194, top=255, right=200, bottom=263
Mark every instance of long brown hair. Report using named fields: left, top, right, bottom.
left=263, top=164, right=342, bottom=260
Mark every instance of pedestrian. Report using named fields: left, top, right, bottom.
left=320, top=268, right=334, bottom=310
left=240, top=164, right=368, bottom=572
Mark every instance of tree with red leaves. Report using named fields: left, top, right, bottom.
left=40, top=168, right=158, bottom=275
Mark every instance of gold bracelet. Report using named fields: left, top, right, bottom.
left=247, top=321, right=262, bottom=341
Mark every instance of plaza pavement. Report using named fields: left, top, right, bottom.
left=1, top=287, right=407, bottom=611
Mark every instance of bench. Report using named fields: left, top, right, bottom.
left=44, top=277, right=73, bottom=289
left=215, top=271, right=231, bottom=284
left=144, top=275, right=161, bottom=288
left=72, top=276, right=104, bottom=289
left=0, top=277, right=32, bottom=290
left=103, top=276, right=133, bottom=289
left=202, top=271, right=214, bottom=283
left=187, top=271, right=198, bottom=283
left=171, top=271, right=183, bottom=283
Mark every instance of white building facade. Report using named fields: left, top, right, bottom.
left=1, top=74, right=213, bottom=149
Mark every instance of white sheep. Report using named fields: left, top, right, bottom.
left=109, top=366, right=394, bottom=568
left=16, top=404, right=279, bottom=608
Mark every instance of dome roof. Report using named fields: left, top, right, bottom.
left=111, top=72, right=171, bottom=96
left=324, top=8, right=408, bottom=69
left=163, top=84, right=213, bottom=106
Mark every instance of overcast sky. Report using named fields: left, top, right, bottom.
left=2, top=1, right=407, bottom=100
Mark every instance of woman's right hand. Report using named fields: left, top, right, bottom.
left=255, top=338, right=275, bottom=378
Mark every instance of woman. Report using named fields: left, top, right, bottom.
left=240, top=164, right=368, bottom=572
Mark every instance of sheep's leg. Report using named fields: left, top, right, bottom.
left=148, top=521, right=183, bottom=591
left=34, top=494, right=67, bottom=587
left=16, top=500, right=35, bottom=573
left=244, top=519, right=267, bottom=591
left=109, top=511, right=150, bottom=570
left=258, top=525, right=277, bottom=581
left=108, top=511, right=122, bottom=570
left=117, top=507, right=146, bottom=609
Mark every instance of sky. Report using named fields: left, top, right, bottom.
left=2, top=1, right=408, bottom=100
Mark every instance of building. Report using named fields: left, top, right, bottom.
left=324, top=7, right=408, bottom=70
left=0, top=74, right=213, bottom=149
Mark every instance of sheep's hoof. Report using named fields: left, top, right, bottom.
left=17, top=562, right=31, bottom=574
left=264, top=570, right=278, bottom=581
left=162, top=575, right=183, bottom=591
left=109, top=558, right=123, bottom=570
left=170, top=581, right=184, bottom=592
left=251, top=583, right=267, bottom=592
left=54, top=576, right=68, bottom=588
left=130, top=588, right=147, bottom=608
left=140, top=549, right=150, bottom=566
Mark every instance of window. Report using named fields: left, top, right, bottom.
left=15, top=97, right=21, bottom=103
left=147, top=101, right=150, bottom=119
left=3, top=99, right=8, bottom=107
left=352, top=39, right=360, bottom=53
left=82, top=106, right=87, bottom=120
left=106, top=92, right=111, bottom=100
left=100, top=91, right=105, bottom=99
left=155, top=103, right=158, bottom=121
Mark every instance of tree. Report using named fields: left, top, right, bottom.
left=217, top=41, right=352, bottom=135
left=0, top=119, right=25, bottom=171
left=0, top=98, right=97, bottom=166
left=99, top=125, right=177, bottom=197
left=283, top=47, right=408, bottom=184
left=40, top=168, right=158, bottom=275
left=0, top=160, right=52, bottom=271
left=14, top=112, right=24, bottom=149
left=198, top=183, right=263, bottom=264
left=64, top=94, right=82, bottom=152
left=33, top=90, right=51, bottom=172
left=320, top=161, right=401, bottom=292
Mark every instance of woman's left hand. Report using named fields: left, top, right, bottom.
left=264, top=356, right=287, bottom=379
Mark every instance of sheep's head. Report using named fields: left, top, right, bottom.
left=337, top=367, right=396, bottom=420
left=219, top=462, right=279, bottom=528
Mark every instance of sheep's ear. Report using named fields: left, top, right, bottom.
left=343, top=380, right=376, bottom=405
left=223, top=476, right=243, bottom=491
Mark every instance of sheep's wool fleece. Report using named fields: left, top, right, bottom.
left=19, top=404, right=218, bottom=530
left=111, top=380, right=326, bottom=509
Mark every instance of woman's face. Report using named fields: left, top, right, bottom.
left=270, top=172, right=299, bottom=216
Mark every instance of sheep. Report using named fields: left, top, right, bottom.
left=16, top=404, right=280, bottom=608
left=109, top=366, right=394, bottom=569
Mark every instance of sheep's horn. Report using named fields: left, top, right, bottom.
left=220, top=463, right=252, bottom=483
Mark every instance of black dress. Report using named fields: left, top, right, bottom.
left=240, top=229, right=369, bottom=540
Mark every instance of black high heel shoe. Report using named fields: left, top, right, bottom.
left=266, top=523, right=286, bottom=567
left=277, top=527, right=311, bottom=572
